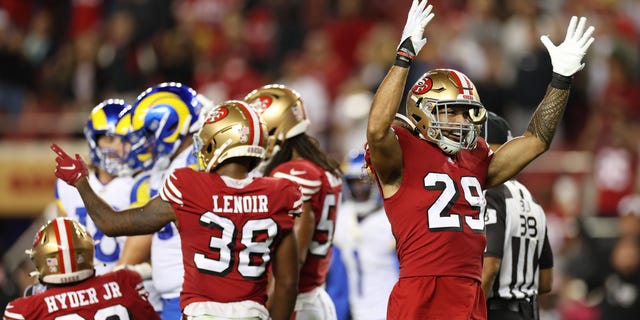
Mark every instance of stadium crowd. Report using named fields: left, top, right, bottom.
left=1, top=0, right=640, bottom=319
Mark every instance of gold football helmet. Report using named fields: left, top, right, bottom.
left=195, top=100, right=268, bottom=171
left=27, top=217, right=95, bottom=284
left=406, top=69, right=487, bottom=155
left=244, top=84, right=310, bottom=158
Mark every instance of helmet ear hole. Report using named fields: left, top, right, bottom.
left=206, top=143, right=213, bottom=153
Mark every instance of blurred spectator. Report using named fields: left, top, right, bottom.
left=331, top=79, right=373, bottom=159
left=1, top=1, right=640, bottom=318
left=22, top=8, right=53, bottom=66
left=618, top=195, right=640, bottom=238
left=0, top=11, right=35, bottom=134
left=578, top=107, right=638, bottom=217
left=598, top=235, right=640, bottom=319
left=96, top=9, right=143, bottom=96
left=277, top=52, right=331, bottom=148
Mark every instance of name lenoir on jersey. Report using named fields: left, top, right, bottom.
left=211, top=194, right=269, bottom=214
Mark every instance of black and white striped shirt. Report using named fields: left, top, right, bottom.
left=484, top=179, right=553, bottom=299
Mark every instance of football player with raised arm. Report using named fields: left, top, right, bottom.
left=365, top=0, right=594, bottom=319
left=3, top=217, right=159, bottom=320
left=245, top=85, right=343, bottom=320
left=51, top=101, right=301, bottom=320
left=116, top=82, right=208, bottom=319
left=55, top=100, right=134, bottom=276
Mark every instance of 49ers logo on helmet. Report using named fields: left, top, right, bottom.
left=412, top=77, right=433, bottom=95
left=205, top=107, right=229, bottom=124
left=249, top=96, right=273, bottom=113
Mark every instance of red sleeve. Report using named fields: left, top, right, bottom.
left=271, top=161, right=322, bottom=201
left=282, top=179, right=303, bottom=217
left=3, top=300, right=27, bottom=320
left=115, top=269, right=160, bottom=319
left=159, top=168, right=185, bottom=206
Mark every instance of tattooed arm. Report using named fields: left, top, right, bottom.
left=486, top=81, right=569, bottom=188
left=75, top=178, right=176, bottom=236
left=486, top=16, right=594, bottom=188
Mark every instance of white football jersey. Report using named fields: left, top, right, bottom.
left=149, top=146, right=196, bottom=298
left=55, top=172, right=133, bottom=275
left=334, top=201, right=398, bottom=320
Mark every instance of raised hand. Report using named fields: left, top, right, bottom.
left=395, top=0, right=435, bottom=67
left=51, top=143, right=89, bottom=186
left=541, top=16, right=595, bottom=77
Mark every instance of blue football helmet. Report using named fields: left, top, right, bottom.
left=128, top=82, right=205, bottom=171
left=84, top=99, right=132, bottom=176
left=342, top=149, right=381, bottom=216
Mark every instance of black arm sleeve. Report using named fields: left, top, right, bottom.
left=485, top=185, right=507, bottom=258
left=539, top=228, right=554, bottom=269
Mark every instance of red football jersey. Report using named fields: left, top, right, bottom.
left=368, top=126, right=492, bottom=281
left=270, top=159, right=343, bottom=293
left=158, top=168, right=302, bottom=310
left=3, top=269, right=159, bottom=320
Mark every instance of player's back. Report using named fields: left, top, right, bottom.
left=374, top=126, right=492, bottom=281
left=270, top=158, right=343, bottom=293
left=55, top=174, right=133, bottom=275
left=3, top=269, right=159, bottom=320
left=159, top=168, right=301, bottom=309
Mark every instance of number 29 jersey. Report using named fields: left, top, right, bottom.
left=368, top=126, right=492, bottom=281
left=159, top=168, right=303, bottom=309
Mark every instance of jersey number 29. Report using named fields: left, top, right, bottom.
left=424, top=173, right=486, bottom=232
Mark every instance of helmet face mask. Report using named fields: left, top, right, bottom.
left=244, top=84, right=310, bottom=159
left=28, top=218, right=95, bottom=285
left=406, top=69, right=487, bottom=155
left=195, top=100, right=267, bottom=172
left=129, top=82, right=204, bottom=171
left=84, top=99, right=133, bottom=176
left=342, top=150, right=381, bottom=216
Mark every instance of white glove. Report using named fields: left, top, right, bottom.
left=540, top=16, right=595, bottom=77
left=396, top=0, right=434, bottom=66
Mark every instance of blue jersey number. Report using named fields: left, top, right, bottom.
left=75, top=208, right=121, bottom=262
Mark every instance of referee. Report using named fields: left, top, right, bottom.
left=481, top=112, right=554, bottom=320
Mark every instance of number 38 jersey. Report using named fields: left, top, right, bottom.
left=270, top=159, right=343, bottom=293
left=3, top=269, right=159, bottom=320
left=484, top=179, right=553, bottom=299
left=158, top=168, right=303, bottom=309
left=367, top=126, right=492, bottom=281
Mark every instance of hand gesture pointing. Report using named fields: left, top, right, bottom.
left=51, top=143, right=89, bottom=186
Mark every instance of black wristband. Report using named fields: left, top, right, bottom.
left=550, top=72, right=572, bottom=90
left=394, top=54, right=412, bottom=68
left=394, top=38, right=415, bottom=68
